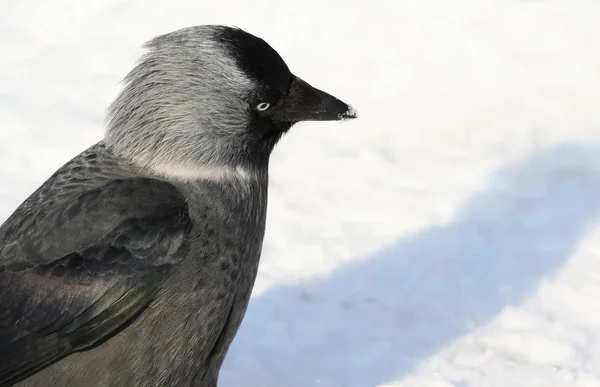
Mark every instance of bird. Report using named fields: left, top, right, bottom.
left=0, top=25, right=356, bottom=387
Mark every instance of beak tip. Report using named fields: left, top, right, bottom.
left=339, top=104, right=357, bottom=120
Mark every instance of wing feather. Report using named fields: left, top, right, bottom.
left=0, top=170, right=192, bottom=386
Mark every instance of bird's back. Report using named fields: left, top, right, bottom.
left=0, top=142, right=135, bottom=259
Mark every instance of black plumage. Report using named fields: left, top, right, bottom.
left=0, top=148, right=192, bottom=385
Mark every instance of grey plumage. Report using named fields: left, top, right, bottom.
left=105, top=26, right=255, bottom=171
left=0, top=25, right=355, bottom=387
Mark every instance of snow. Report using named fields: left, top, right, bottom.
left=1, top=0, right=600, bottom=386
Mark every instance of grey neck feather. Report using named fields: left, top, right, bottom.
left=103, top=26, right=263, bottom=180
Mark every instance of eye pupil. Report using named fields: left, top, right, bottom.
left=256, top=102, right=271, bottom=111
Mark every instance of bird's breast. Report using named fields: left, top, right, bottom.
left=140, top=179, right=269, bottom=379
left=174, top=177, right=269, bottom=294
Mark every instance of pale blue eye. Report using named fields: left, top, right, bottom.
left=256, top=102, right=271, bottom=111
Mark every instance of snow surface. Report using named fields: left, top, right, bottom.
left=2, top=1, right=600, bottom=386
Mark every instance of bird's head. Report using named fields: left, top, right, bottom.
left=105, top=25, right=356, bottom=180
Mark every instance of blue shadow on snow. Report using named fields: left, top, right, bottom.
left=222, top=142, right=600, bottom=386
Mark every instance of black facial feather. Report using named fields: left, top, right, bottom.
left=213, top=26, right=293, bottom=98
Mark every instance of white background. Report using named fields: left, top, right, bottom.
left=1, top=1, right=600, bottom=386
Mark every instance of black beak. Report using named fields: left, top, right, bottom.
left=273, top=76, right=357, bottom=123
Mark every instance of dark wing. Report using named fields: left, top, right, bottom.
left=0, top=178, right=192, bottom=386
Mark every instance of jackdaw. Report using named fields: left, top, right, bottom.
left=0, top=25, right=356, bottom=386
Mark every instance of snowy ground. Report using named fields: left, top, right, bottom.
left=2, top=1, right=600, bottom=386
